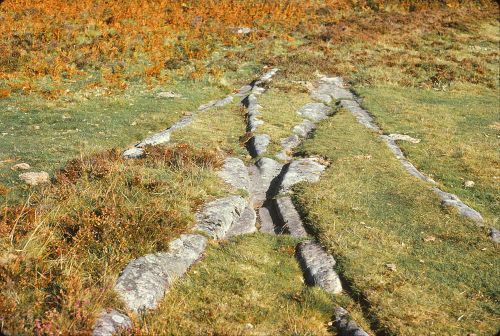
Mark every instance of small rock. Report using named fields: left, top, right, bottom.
left=156, top=91, right=182, bottom=98
left=423, top=235, right=436, bottom=242
left=244, top=323, right=254, bottom=330
left=233, top=27, right=252, bottom=34
left=19, top=171, right=49, bottom=186
left=490, top=228, right=500, bottom=243
left=464, top=180, right=475, bottom=188
left=11, top=163, right=31, bottom=170
left=385, top=263, right=397, bottom=271
left=388, top=133, right=421, bottom=144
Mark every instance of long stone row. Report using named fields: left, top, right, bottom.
left=234, top=75, right=370, bottom=334
left=93, top=69, right=279, bottom=336
left=318, top=77, right=494, bottom=240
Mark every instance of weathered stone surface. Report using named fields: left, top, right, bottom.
left=334, top=306, right=370, bottom=336
left=214, top=95, right=233, bottom=107
left=19, top=171, right=49, bottom=186
left=432, top=187, right=484, bottom=225
left=258, top=205, right=277, bottom=234
left=490, top=228, right=500, bottom=243
left=297, top=103, right=333, bottom=122
left=258, top=68, right=279, bottom=83
left=195, top=196, right=247, bottom=239
left=275, top=197, right=308, bottom=237
left=218, top=157, right=250, bottom=192
left=388, top=133, right=421, bottom=144
left=381, top=136, right=436, bottom=184
left=248, top=157, right=283, bottom=206
left=279, top=158, right=326, bottom=193
left=311, top=76, right=354, bottom=103
left=156, top=91, right=182, bottom=99
left=92, top=309, right=132, bottom=336
left=340, top=100, right=380, bottom=131
left=247, top=134, right=270, bottom=157
left=139, top=129, right=172, bottom=147
left=226, top=206, right=257, bottom=238
left=115, top=234, right=207, bottom=312
left=276, top=134, right=301, bottom=161
left=123, top=147, right=145, bottom=159
left=232, top=27, right=253, bottom=34
left=11, top=163, right=30, bottom=170
left=293, top=119, right=316, bottom=138
left=296, top=240, right=342, bottom=294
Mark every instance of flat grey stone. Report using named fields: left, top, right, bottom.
left=19, top=171, right=49, bottom=186
left=311, top=77, right=354, bottom=103
left=388, top=133, right=421, bottom=144
left=293, top=119, right=316, bottom=138
left=139, top=129, right=172, bottom=146
left=247, top=134, right=270, bottom=157
left=214, top=95, right=233, bottom=107
left=297, top=240, right=342, bottom=294
left=195, top=196, right=247, bottom=239
left=274, top=197, right=308, bottom=237
left=381, top=136, right=436, bottom=184
left=340, top=100, right=380, bottom=131
left=115, top=234, right=207, bottom=312
left=258, top=206, right=276, bottom=234
left=156, top=91, right=182, bottom=99
left=334, top=306, right=370, bottom=336
left=490, top=228, right=500, bottom=243
left=258, top=68, right=279, bottom=83
left=277, top=134, right=301, bottom=161
left=218, top=157, right=250, bottom=192
left=297, top=103, right=333, bottom=122
left=279, top=158, right=326, bottom=193
left=226, top=206, right=257, bottom=238
left=93, top=309, right=132, bottom=336
left=123, top=147, right=145, bottom=159
left=169, top=116, right=194, bottom=131
left=432, top=187, right=484, bottom=225
left=248, top=157, right=283, bottom=206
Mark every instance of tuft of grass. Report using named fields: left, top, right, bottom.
left=294, top=108, right=500, bottom=335
left=139, top=233, right=334, bottom=335
left=0, top=144, right=225, bottom=334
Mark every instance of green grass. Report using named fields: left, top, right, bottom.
left=294, top=108, right=500, bottom=335
left=139, top=233, right=335, bottom=335
left=0, top=80, right=227, bottom=190
left=356, top=85, right=499, bottom=226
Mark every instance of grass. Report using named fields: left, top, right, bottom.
left=0, top=145, right=226, bottom=334
left=355, top=85, right=499, bottom=226
left=139, top=233, right=335, bottom=335
left=0, top=79, right=227, bottom=192
left=294, top=108, right=500, bottom=335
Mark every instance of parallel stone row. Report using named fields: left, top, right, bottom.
left=319, top=76, right=494, bottom=242
left=93, top=69, right=279, bottom=336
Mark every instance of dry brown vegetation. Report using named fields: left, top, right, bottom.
left=0, top=144, right=224, bottom=334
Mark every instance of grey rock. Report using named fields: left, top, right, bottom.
left=139, top=129, right=172, bottom=147
left=226, top=206, right=257, bottom=238
left=490, top=228, right=500, bottom=243
left=258, top=205, right=276, bottom=234
left=311, top=77, right=354, bottom=103
left=123, top=147, right=145, bottom=159
left=275, top=197, right=308, bottom=237
left=169, top=115, right=194, bottom=131
left=293, top=119, right=316, bottom=138
left=297, top=103, right=333, bottom=122
left=11, top=163, right=31, bottom=170
left=388, top=133, right=421, bottom=144
left=195, top=196, right=247, bottom=239
left=297, top=240, right=342, bottom=294
left=92, top=309, right=132, bottom=336
left=340, top=100, right=380, bottom=131
left=233, top=27, right=252, bottom=34
left=19, top=171, right=49, bottom=186
left=334, top=306, right=370, bottom=336
left=218, top=157, right=250, bottom=192
left=432, top=187, right=484, bottom=225
left=236, top=84, right=253, bottom=97
left=279, top=158, right=326, bottom=193
left=156, top=91, right=182, bottom=99
left=247, top=134, right=270, bottom=157
left=248, top=157, right=283, bottom=206
left=381, top=136, right=436, bottom=184
left=258, top=68, right=279, bottom=83
left=214, top=95, right=233, bottom=107
left=115, top=234, right=207, bottom=312
left=276, top=134, right=301, bottom=161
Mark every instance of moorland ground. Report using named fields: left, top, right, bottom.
left=0, top=1, right=498, bottom=335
